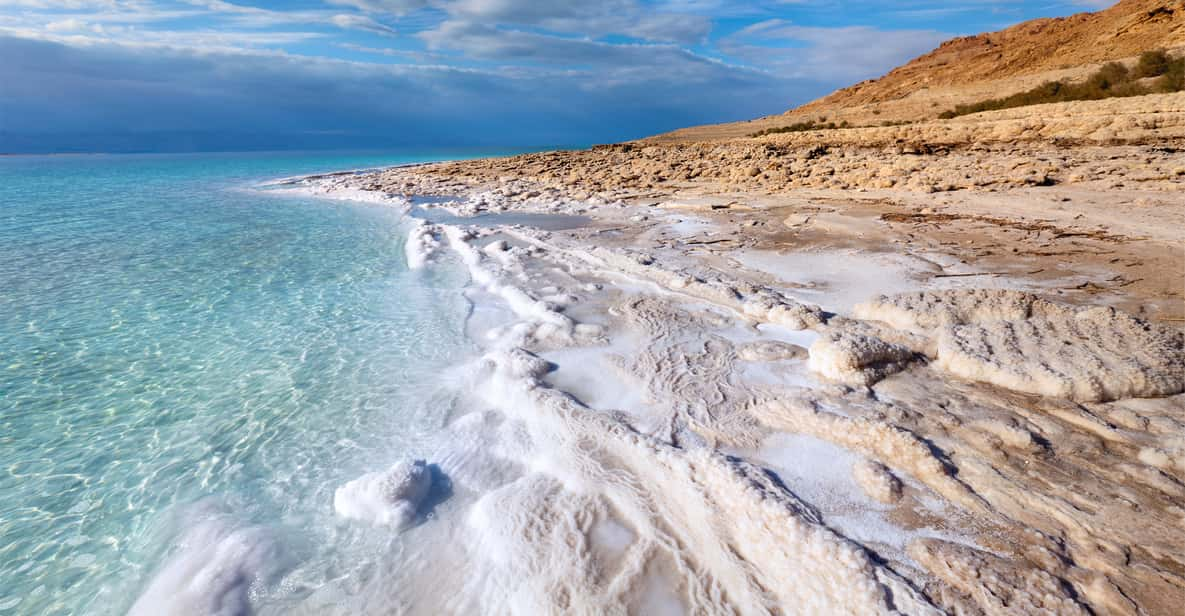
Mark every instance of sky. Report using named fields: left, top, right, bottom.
left=0, top=0, right=1114, bottom=153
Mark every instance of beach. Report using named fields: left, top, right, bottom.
left=292, top=91, right=1185, bottom=614
left=4, top=0, right=1184, bottom=613
left=0, top=111, right=1179, bottom=614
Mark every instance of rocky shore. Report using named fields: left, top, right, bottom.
left=303, top=89, right=1185, bottom=615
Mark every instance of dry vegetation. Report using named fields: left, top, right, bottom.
left=939, top=50, right=1185, bottom=118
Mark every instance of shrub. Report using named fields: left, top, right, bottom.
left=749, top=120, right=845, bottom=137
left=938, top=55, right=1184, bottom=119
left=1156, top=56, right=1185, bottom=92
left=1135, top=49, right=1170, bottom=78
left=1088, top=62, right=1129, bottom=91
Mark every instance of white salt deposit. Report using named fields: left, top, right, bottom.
left=129, top=507, right=284, bottom=616
left=852, top=459, right=904, bottom=505
left=254, top=173, right=1185, bottom=616
left=443, top=226, right=583, bottom=345
left=737, top=340, right=808, bottom=362
left=333, top=459, right=432, bottom=528
left=265, top=180, right=410, bottom=207
left=808, top=330, right=916, bottom=386
left=425, top=225, right=938, bottom=614
left=404, top=220, right=440, bottom=269
left=856, top=289, right=1185, bottom=401
left=936, top=306, right=1185, bottom=401
left=853, top=288, right=1064, bottom=332
left=734, top=249, right=939, bottom=313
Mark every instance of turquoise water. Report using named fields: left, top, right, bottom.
left=0, top=151, right=504, bottom=614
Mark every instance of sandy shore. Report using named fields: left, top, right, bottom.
left=304, top=99, right=1184, bottom=615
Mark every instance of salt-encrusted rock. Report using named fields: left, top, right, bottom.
left=909, top=539, right=1089, bottom=616
left=334, top=459, right=433, bottom=528
left=404, top=221, right=440, bottom=269
left=936, top=305, right=1185, bottom=402
left=852, top=459, right=903, bottom=504
left=743, top=294, right=825, bottom=330
left=808, top=331, right=917, bottom=386
left=737, top=340, right=808, bottom=362
left=855, top=290, right=1185, bottom=401
left=853, top=288, right=1071, bottom=332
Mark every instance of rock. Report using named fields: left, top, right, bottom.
left=737, top=341, right=808, bottom=362
left=853, top=459, right=903, bottom=504
left=856, top=290, right=1185, bottom=401
left=808, top=330, right=917, bottom=386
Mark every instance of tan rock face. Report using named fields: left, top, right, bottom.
left=797, top=0, right=1185, bottom=113
left=650, top=0, right=1185, bottom=141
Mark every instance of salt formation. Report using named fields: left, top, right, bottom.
left=937, top=306, right=1185, bottom=401
left=565, top=241, right=825, bottom=331
left=852, top=459, right=903, bottom=504
left=737, top=340, right=807, bottom=362
left=443, top=226, right=599, bottom=346
left=755, top=399, right=984, bottom=513
left=909, top=539, right=1089, bottom=616
left=742, top=292, right=825, bottom=330
left=808, top=330, right=916, bottom=386
left=462, top=344, right=936, bottom=615
left=129, top=505, right=284, bottom=616
left=404, top=220, right=440, bottom=269
left=333, top=459, right=432, bottom=528
left=855, top=289, right=1185, bottom=401
left=294, top=122, right=1185, bottom=616
left=853, top=289, right=1066, bottom=332
left=429, top=229, right=939, bottom=615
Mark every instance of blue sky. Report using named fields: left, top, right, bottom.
left=0, top=0, right=1112, bottom=152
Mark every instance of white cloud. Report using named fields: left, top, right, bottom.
left=327, top=0, right=429, bottom=15
left=331, top=13, right=397, bottom=36
left=720, top=19, right=949, bottom=82
left=444, top=0, right=711, bottom=43
left=0, top=30, right=810, bottom=152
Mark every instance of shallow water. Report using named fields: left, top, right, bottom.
left=410, top=206, right=592, bottom=231
left=0, top=151, right=518, bottom=615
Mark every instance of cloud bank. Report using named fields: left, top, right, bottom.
left=0, top=0, right=1106, bottom=152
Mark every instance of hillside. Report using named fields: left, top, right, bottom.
left=652, top=0, right=1185, bottom=143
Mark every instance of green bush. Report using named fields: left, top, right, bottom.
left=1156, top=56, right=1185, bottom=92
left=1135, top=50, right=1170, bottom=78
left=749, top=120, right=848, bottom=137
left=1089, top=62, right=1129, bottom=90
left=938, top=55, right=1184, bottom=119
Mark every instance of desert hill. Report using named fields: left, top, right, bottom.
left=651, top=0, right=1185, bottom=142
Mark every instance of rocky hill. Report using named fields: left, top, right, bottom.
left=652, top=0, right=1185, bottom=142
left=802, top=0, right=1184, bottom=110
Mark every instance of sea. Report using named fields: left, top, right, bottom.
left=0, top=150, right=530, bottom=615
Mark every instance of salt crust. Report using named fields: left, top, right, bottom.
left=333, top=459, right=433, bottom=528
left=910, top=538, right=1089, bottom=616
left=854, top=289, right=1185, bottom=401
left=128, top=505, right=284, bottom=616
left=852, top=459, right=903, bottom=504
left=436, top=225, right=938, bottom=614
left=404, top=220, right=440, bottom=269
left=808, top=330, right=917, bottom=387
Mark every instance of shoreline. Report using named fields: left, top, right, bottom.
left=298, top=112, right=1185, bottom=614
